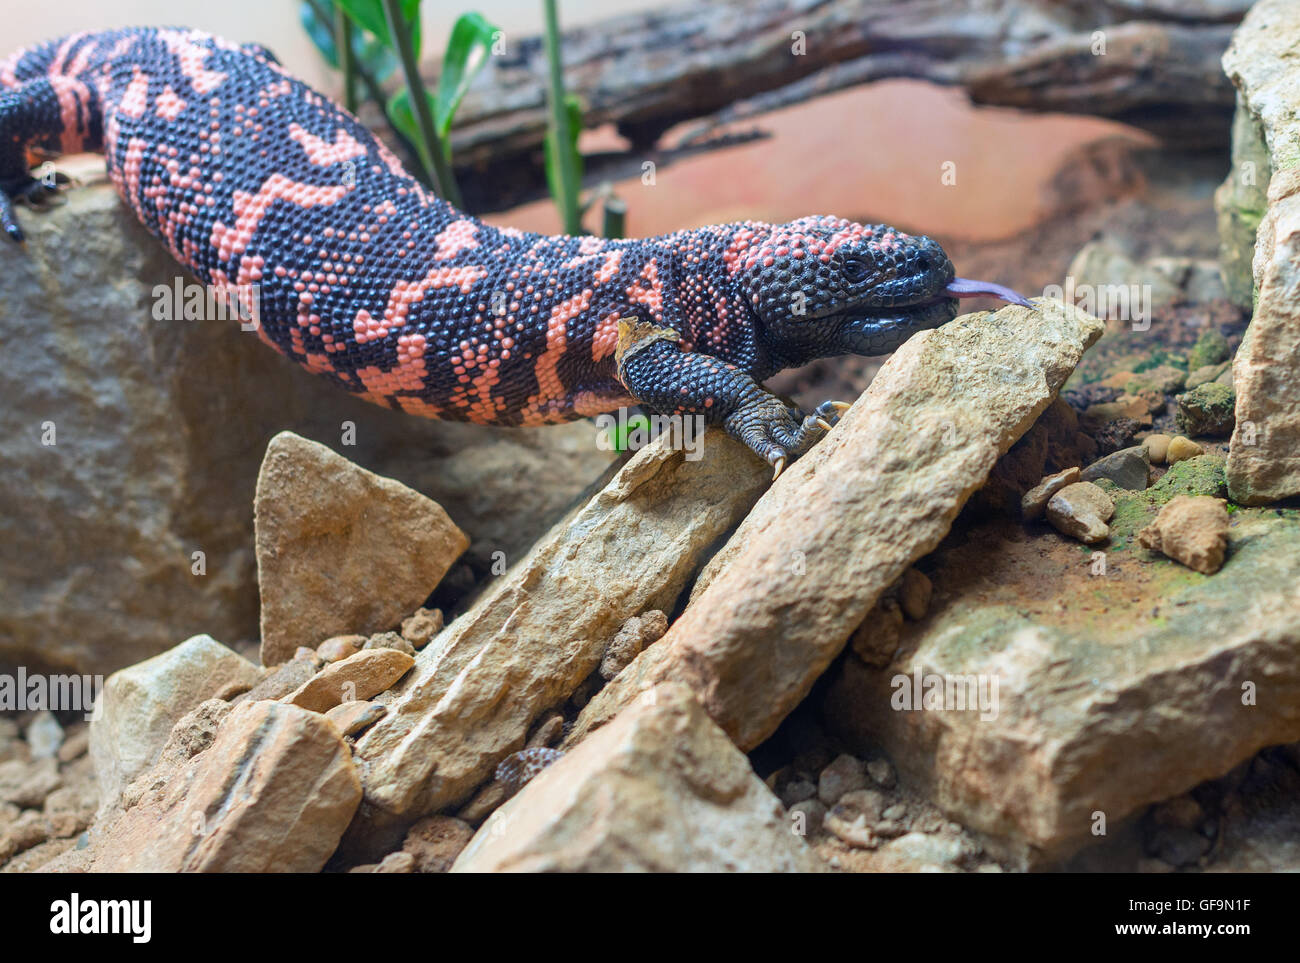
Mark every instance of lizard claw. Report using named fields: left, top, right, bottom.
left=1, top=165, right=74, bottom=242
left=771, top=454, right=787, bottom=481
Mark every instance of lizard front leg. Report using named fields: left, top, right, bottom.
left=614, top=319, right=841, bottom=476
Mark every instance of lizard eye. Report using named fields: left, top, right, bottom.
left=843, top=257, right=869, bottom=282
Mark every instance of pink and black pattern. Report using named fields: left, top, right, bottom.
left=1, top=27, right=993, bottom=468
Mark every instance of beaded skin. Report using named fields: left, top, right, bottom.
left=0, top=27, right=961, bottom=465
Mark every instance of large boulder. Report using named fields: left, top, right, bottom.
left=1217, top=0, right=1300, bottom=503
left=824, top=509, right=1300, bottom=865
left=0, top=175, right=615, bottom=676
left=451, top=684, right=823, bottom=872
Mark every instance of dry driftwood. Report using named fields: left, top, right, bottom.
left=439, top=0, right=1245, bottom=175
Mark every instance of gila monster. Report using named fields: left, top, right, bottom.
left=0, top=27, right=1032, bottom=473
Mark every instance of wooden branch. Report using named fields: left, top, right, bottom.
left=436, top=0, right=1242, bottom=172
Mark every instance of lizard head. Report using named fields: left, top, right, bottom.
left=734, top=216, right=1030, bottom=363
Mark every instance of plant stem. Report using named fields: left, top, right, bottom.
left=382, top=0, right=463, bottom=207
left=543, top=0, right=581, bottom=234
left=602, top=194, right=626, bottom=239
left=305, top=0, right=422, bottom=178
left=335, top=4, right=358, bottom=114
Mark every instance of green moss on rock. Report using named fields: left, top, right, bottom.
left=1104, top=454, right=1229, bottom=546
left=1151, top=454, right=1229, bottom=503
left=1175, top=383, right=1236, bottom=438
left=1187, top=329, right=1231, bottom=370
left=1126, top=364, right=1187, bottom=396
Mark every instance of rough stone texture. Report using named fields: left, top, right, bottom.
left=88, top=700, right=360, bottom=872
left=1080, top=447, right=1150, bottom=491
left=324, top=700, right=388, bottom=737
left=89, top=634, right=260, bottom=812
left=400, top=608, right=443, bottom=648
left=283, top=648, right=415, bottom=713
left=451, top=684, right=823, bottom=872
left=255, top=432, right=468, bottom=665
left=1176, top=382, right=1236, bottom=438
left=402, top=815, right=475, bottom=873
left=600, top=611, right=668, bottom=681
left=899, top=568, right=933, bottom=621
left=317, top=635, right=366, bottom=663
left=825, top=510, right=1300, bottom=864
left=232, top=648, right=319, bottom=705
left=1045, top=481, right=1116, bottom=544
left=0, top=177, right=615, bottom=676
left=1138, top=495, right=1230, bottom=574
left=1220, top=0, right=1300, bottom=504
left=569, top=299, right=1102, bottom=751
left=344, top=431, right=768, bottom=854
left=1021, top=467, right=1081, bottom=521
left=1215, top=95, right=1270, bottom=309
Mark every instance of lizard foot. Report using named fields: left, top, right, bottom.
left=1, top=164, right=73, bottom=242
left=728, top=396, right=851, bottom=479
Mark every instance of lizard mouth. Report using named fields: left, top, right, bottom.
left=841, top=276, right=1034, bottom=352
left=852, top=277, right=1035, bottom=321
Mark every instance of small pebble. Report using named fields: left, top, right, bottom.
left=1080, top=446, right=1149, bottom=491
left=1045, top=481, right=1114, bottom=544
left=788, top=798, right=827, bottom=836
left=867, top=758, right=897, bottom=789
left=365, top=631, right=416, bottom=656
left=1021, top=466, right=1081, bottom=521
left=400, top=607, right=444, bottom=648
left=25, top=712, right=64, bottom=760
left=323, top=700, right=387, bottom=737
left=1137, top=495, right=1229, bottom=574
left=818, top=754, right=868, bottom=805
left=779, top=779, right=817, bottom=808
left=526, top=711, right=565, bottom=749
left=1166, top=435, right=1204, bottom=464
left=899, top=568, right=932, bottom=621
left=317, top=634, right=365, bottom=662
left=1143, top=433, right=1173, bottom=464
left=838, top=788, right=887, bottom=822
left=824, top=808, right=878, bottom=849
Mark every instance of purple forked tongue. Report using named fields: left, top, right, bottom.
left=945, top=277, right=1036, bottom=308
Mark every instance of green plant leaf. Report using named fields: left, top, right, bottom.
left=609, top=414, right=651, bottom=453
left=337, top=0, right=421, bottom=59
left=304, top=0, right=398, bottom=79
left=544, top=93, right=584, bottom=230
left=300, top=0, right=341, bottom=67
left=434, top=13, right=497, bottom=138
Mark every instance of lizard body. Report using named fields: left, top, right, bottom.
left=0, top=27, right=1028, bottom=467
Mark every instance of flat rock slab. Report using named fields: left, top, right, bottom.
left=283, top=648, right=414, bottom=712
left=451, top=684, right=823, bottom=872
left=825, top=509, right=1300, bottom=863
left=255, top=432, right=468, bottom=665
left=569, top=298, right=1103, bottom=751
left=88, top=700, right=361, bottom=872
left=1221, top=0, right=1300, bottom=503
left=346, top=432, right=769, bottom=852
